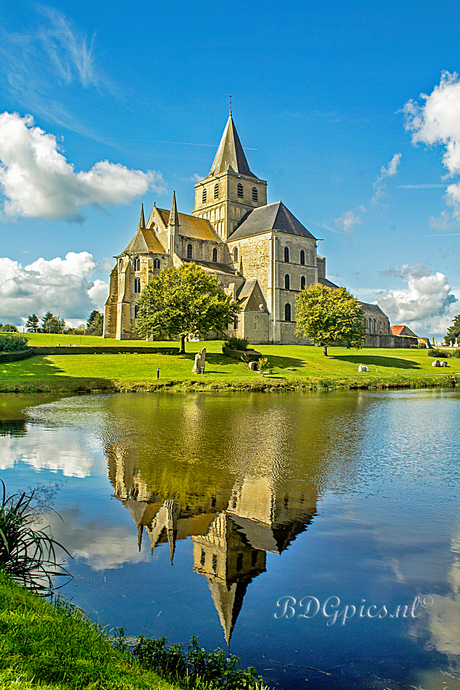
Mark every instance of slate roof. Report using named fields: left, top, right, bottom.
left=156, top=208, right=222, bottom=242
left=358, top=301, right=389, bottom=318
left=121, top=228, right=165, bottom=254
left=236, top=279, right=268, bottom=311
left=228, top=201, right=317, bottom=241
left=319, top=277, right=339, bottom=289
left=182, top=258, right=238, bottom=276
left=209, top=114, right=257, bottom=178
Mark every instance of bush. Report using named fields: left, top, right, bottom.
left=257, top=357, right=271, bottom=374
left=453, top=349, right=460, bottom=358
left=133, top=636, right=268, bottom=689
left=224, top=337, right=248, bottom=351
left=0, top=334, right=29, bottom=352
left=428, top=348, right=451, bottom=358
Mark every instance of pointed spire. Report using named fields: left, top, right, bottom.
left=210, top=116, right=256, bottom=178
left=169, top=192, right=179, bottom=228
left=137, top=523, right=143, bottom=552
left=138, top=204, right=145, bottom=229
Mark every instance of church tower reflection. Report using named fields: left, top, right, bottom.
left=106, top=438, right=317, bottom=642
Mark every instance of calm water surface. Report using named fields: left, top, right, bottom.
left=1, top=389, right=460, bottom=690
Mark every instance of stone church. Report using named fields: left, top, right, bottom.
left=104, top=113, right=391, bottom=343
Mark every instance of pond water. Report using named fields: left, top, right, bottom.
left=1, top=389, right=460, bottom=689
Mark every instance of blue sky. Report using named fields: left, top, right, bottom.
left=1, top=0, right=460, bottom=338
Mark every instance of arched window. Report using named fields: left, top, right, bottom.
left=213, top=247, right=218, bottom=262
left=214, top=183, right=219, bottom=199
left=237, top=182, right=243, bottom=198
left=134, top=305, right=139, bottom=318
left=236, top=553, right=243, bottom=572
left=252, top=186, right=258, bottom=202
left=285, top=303, right=291, bottom=321
left=301, top=276, right=306, bottom=290
left=134, top=257, right=140, bottom=271
left=134, top=278, right=141, bottom=293
left=233, top=246, right=238, bottom=262
left=200, top=549, right=206, bottom=567
left=153, top=259, right=160, bottom=269
left=284, top=246, right=290, bottom=263
left=251, top=550, right=258, bottom=567
left=284, top=274, right=290, bottom=290
left=212, top=554, right=217, bottom=573
left=187, top=244, right=193, bottom=259
left=300, top=250, right=305, bottom=266
left=202, top=188, right=207, bottom=204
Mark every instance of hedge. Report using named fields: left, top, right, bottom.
left=222, top=346, right=262, bottom=363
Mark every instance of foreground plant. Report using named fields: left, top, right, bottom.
left=133, top=636, right=268, bottom=689
left=0, top=480, right=71, bottom=595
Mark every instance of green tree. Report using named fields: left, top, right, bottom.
left=26, top=314, right=39, bottom=332
left=0, top=324, right=19, bottom=333
left=295, top=283, right=366, bottom=356
left=444, top=314, right=460, bottom=346
left=41, top=312, right=65, bottom=334
left=86, top=310, right=104, bottom=336
left=134, top=263, right=240, bottom=353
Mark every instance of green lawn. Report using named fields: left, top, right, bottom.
left=0, top=572, right=179, bottom=690
left=1, top=335, right=459, bottom=392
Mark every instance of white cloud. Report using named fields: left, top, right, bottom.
left=428, top=210, right=457, bottom=231
left=404, top=72, right=460, bottom=215
left=334, top=209, right=364, bottom=236
left=332, top=151, right=401, bottom=236
left=45, top=508, right=150, bottom=571
left=0, top=252, right=109, bottom=325
left=36, top=6, right=99, bottom=89
left=0, top=426, right=96, bottom=477
left=370, top=153, right=401, bottom=206
left=375, top=262, right=458, bottom=337
left=0, top=112, right=165, bottom=221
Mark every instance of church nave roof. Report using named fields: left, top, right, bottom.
left=228, top=201, right=317, bottom=241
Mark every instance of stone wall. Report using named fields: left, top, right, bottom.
left=364, top=334, right=418, bottom=348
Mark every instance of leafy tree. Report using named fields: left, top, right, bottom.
left=0, top=324, right=19, bottom=333
left=86, top=310, right=104, bottom=336
left=134, top=263, right=240, bottom=353
left=444, top=314, right=460, bottom=346
left=41, top=312, right=65, bottom=334
left=26, top=314, right=39, bottom=332
left=295, top=283, right=366, bottom=356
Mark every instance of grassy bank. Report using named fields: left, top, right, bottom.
left=1, top=334, right=459, bottom=393
left=0, top=571, right=178, bottom=690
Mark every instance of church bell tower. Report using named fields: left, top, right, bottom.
left=192, top=113, right=267, bottom=240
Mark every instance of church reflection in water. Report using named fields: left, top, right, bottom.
left=106, top=443, right=317, bottom=643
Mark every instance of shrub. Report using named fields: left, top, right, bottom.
left=453, top=349, right=460, bottom=358
left=0, top=480, right=71, bottom=594
left=428, top=348, right=451, bottom=358
left=257, top=357, right=271, bottom=374
left=224, top=337, right=248, bottom=351
left=0, top=333, right=29, bottom=352
left=133, top=635, right=268, bottom=689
